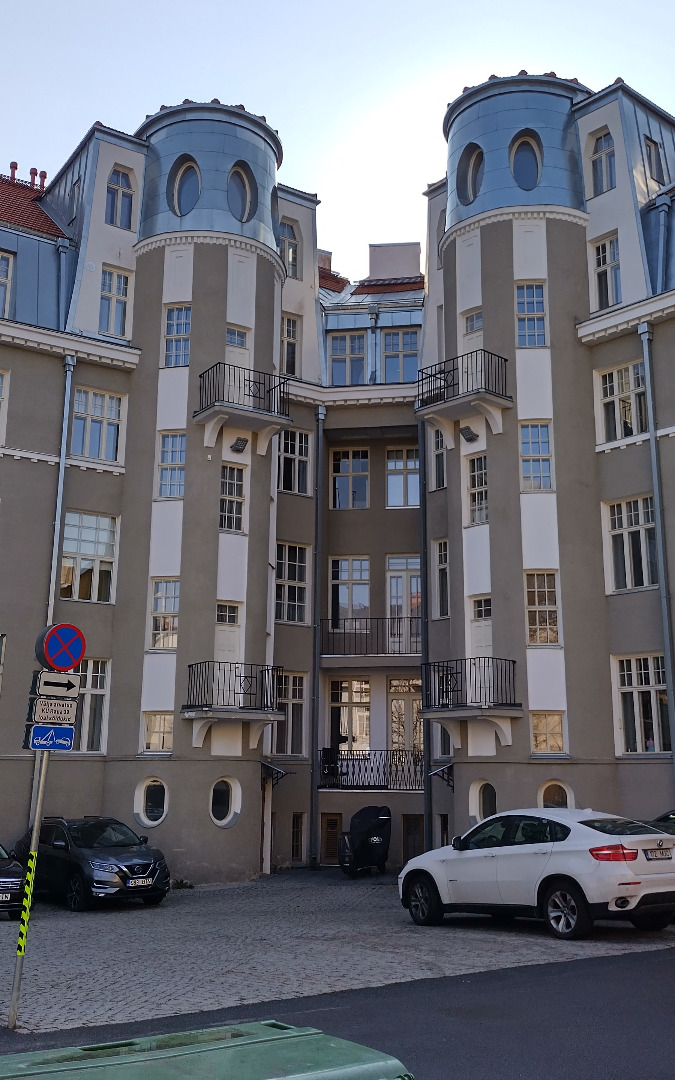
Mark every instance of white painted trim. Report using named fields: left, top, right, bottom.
left=134, top=776, right=169, bottom=828
left=440, top=205, right=589, bottom=257
left=134, top=230, right=286, bottom=283
left=208, top=776, right=242, bottom=829
left=0, top=319, right=139, bottom=367
left=577, top=289, right=675, bottom=343
left=536, top=779, right=575, bottom=809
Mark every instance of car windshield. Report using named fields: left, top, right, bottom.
left=580, top=818, right=661, bottom=836
left=0, top=843, right=9, bottom=860
left=68, top=821, right=141, bottom=849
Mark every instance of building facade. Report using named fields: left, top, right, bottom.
left=1, top=74, right=675, bottom=882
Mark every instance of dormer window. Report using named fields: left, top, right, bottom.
left=105, top=168, right=133, bottom=230
left=591, top=133, right=615, bottom=196
left=645, top=138, right=665, bottom=185
left=279, top=221, right=298, bottom=278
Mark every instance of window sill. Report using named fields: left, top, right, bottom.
left=274, top=621, right=311, bottom=627
left=520, top=487, right=556, bottom=494
left=607, top=585, right=659, bottom=597
left=385, top=505, right=420, bottom=511
left=146, top=648, right=177, bottom=654
left=219, top=528, right=247, bottom=536
left=618, top=752, right=672, bottom=759
left=155, top=496, right=184, bottom=502
left=139, top=751, right=173, bottom=757
left=596, top=433, right=650, bottom=453
left=530, top=752, right=569, bottom=759
left=278, top=490, right=312, bottom=498
left=161, top=363, right=190, bottom=370
left=60, top=598, right=114, bottom=605
left=68, top=456, right=125, bottom=474
left=526, top=644, right=564, bottom=649
left=465, top=521, right=489, bottom=529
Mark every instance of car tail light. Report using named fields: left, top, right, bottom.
left=589, top=844, right=638, bottom=862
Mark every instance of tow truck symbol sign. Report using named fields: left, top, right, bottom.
left=28, top=725, right=75, bottom=751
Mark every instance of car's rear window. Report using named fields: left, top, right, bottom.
left=580, top=818, right=661, bottom=836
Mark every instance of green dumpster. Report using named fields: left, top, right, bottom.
left=0, top=1020, right=414, bottom=1079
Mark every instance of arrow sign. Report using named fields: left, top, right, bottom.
left=35, top=670, right=81, bottom=699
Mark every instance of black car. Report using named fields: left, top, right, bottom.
left=0, top=842, right=24, bottom=920
left=14, top=817, right=170, bottom=912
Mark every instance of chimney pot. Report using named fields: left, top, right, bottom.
left=29, top=167, right=38, bottom=188
left=10, top=161, right=17, bottom=180
left=39, top=170, right=47, bottom=190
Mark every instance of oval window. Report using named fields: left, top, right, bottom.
left=512, top=139, right=540, bottom=190
left=175, top=163, right=200, bottom=216
left=542, top=783, right=568, bottom=809
left=228, top=169, right=250, bottom=222
left=479, top=782, right=497, bottom=819
left=456, top=142, right=485, bottom=206
left=469, top=149, right=485, bottom=199
left=211, top=780, right=232, bottom=822
left=144, top=780, right=166, bottom=822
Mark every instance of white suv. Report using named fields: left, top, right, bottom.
left=398, top=809, right=675, bottom=939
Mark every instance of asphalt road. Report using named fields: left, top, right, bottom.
left=1, top=949, right=674, bottom=1079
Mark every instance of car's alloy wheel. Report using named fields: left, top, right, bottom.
left=65, top=872, right=90, bottom=912
left=544, top=882, right=592, bottom=940
left=406, top=875, right=444, bottom=926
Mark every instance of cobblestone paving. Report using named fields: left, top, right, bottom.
left=1, top=871, right=674, bottom=1033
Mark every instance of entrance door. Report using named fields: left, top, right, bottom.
left=320, top=813, right=342, bottom=865
left=402, top=815, right=424, bottom=862
left=389, top=678, right=423, bottom=752
left=387, top=556, right=421, bottom=653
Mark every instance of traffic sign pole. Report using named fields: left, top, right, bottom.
left=8, top=748, right=50, bottom=1030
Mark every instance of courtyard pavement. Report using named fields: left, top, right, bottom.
left=1, top=869, right=674, bottom=1034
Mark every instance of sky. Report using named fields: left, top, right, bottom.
left=4, top=0, right=675, bottom=280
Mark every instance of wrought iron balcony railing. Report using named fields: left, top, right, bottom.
left=184, top=662, right=282, bottom=712
left=198, top=362, right=290, bottom=418
left=319, top=748, right=424, bottom=791
left=423, top=658, right=518, bottom=709
left=416, top=349, right=510, bottom=410
left=321, top=617, right=422, bottom=656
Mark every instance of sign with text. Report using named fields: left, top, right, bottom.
left=30, top=698, right=78, bottom=726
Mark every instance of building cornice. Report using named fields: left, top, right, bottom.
left=134, top=231, right=287, bottom=283
left=0, top=319, right=140, bottom=368
left=577, top=290, right=675, bottom=343
left=440, top=206, right=589, bottom=256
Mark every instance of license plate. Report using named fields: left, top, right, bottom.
left=127, top=877, right=153, bottom=887
left=0, top=893, right=11, bottom=901
left=644, top=848, right=673, bottom=860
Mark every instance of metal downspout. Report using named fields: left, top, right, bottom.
left=56, top=238, right=69, bottom=331
left=655, top=195, right=671, bottom=296
left=309, top=404, right=326, bottom=868
left=638, top=323, right=675, bottom=784
left=418, top=418, right=433, bottom=850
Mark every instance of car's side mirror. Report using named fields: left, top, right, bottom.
left=139, top=836, right=148, bottom=845
left=451, top=835, right=465, bottom=851
left=52, top=839, right=67, bottom=850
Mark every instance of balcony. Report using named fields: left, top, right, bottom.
left=194, top=363, right=291, bottom=449
left=319, top=748, right=423, bottom=791
left=422, top=658, right=522, bottom=757
left=182, top=662, right=283, bottom=756
left=416, top=350, right=513, bottom=435
left=320, top=617, right=421, bottom=664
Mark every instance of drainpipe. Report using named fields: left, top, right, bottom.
left=655, top=195, right=671, bottom=296
left=56, top=238, right=69, bottom=331
left=309, top=404, right=326, bottom=868
left=637, top=323, right=675, bottom=783
left=368, top=304, right=378, bottom=383
left=418, top=417, right=433, bottom=850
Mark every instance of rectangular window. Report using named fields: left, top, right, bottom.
left=617, top=655, right=670, bottom=753
left=165, top=306, right=191, bottom=367
left=72, top=389, right=122, bottom=463
left=151, top=579, right=179, bottom=648
left=0, top=252, right=13, bottom=318
left=608, top=498, right=657, bottom=591
left=158, top=432, right=186, bottom=497
left=595, top=236, right=621, bottom=309
left=69, top=178, right=81, bottom=223
left=465, top=310, right=483, bottom=334
left=468, top=454, right=488, bottom=524
left=531, top=711, right=565, bottom=754
left=520, top=423, right=552, bottom=490
left=516, top=283, right=546, bottom=347
left=216, top=603, right=239, bottom=624
left=275, top=544, right=308, bottom=622
left=331, top=449, right=369, bottom=509
left=601, top=362, right=647, bottom=442
left=72, top=659, right=109, bottom=752
left=226, top=327, right=247, bottom=348
left=526, top=572, right=559, bottom=645
left=330, top=557, right=370, bottom=625
left=279, top=221, right=298, bottom=279
left=645, top=138, right=665, bottom=185
left=436, top=540, right=449, bottom=619
left=382, top=329, right=419, bottom=383
left=281, top=315, right=298, bottom=376
left=386, top=448, right=420, bottom=507
left=291, top=812, right=304, bottom=862
left=275, top=674, right=305, bottom=755
left=591, top=132, right=616, bottom=196
left=473, top=596, right=491, bottom=619
left=330, top=678, right=370, bottom=751
left=143, top=712, right=173, bottom=753
left=60, top=511, right=116, bottom=603
left=105, top=169, right=133, bottom=229
left=433, top=429, right=445, bottom=489
left=278, top=430, right=310, bottom=495
left=99, top=268, right=129, bottom=337
left=220, top=466, right=244, bottom=531
left=330, top=333, right=365, bottom=386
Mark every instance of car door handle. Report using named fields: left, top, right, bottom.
left=532, top=850, right=549, bottom=855
left=482, top=852, right=497, bottom=858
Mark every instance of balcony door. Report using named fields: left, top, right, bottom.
left=387, top=556, right=421, bottom=653
left=389, top=677, right=423, bottom=753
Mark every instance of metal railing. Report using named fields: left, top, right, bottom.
left=320, top=617, right=422, bottom=656
left=319, top=748, right=424, bottom=791
left=198, top=363, right=290, bottom=417
left=184, top=662, right=282, bottom=711
left=423, top=658, right=518, bottom=709
left=416, top=349, right=510, bottom=409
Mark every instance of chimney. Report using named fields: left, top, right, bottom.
left=39, top=170, right=47, bottom=191
left=317, top=249, right=332, bottom=271
left=29, top=167, right=37, bottom=188
left=9, top=161, right=17, bottom=181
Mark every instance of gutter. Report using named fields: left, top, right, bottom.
left=309, top=404, right=326, bottom=868
left=418, top=417, right=433, bottom=850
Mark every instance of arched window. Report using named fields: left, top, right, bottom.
left=174, top=161, right=201, bottom=216
left=209, top=777, right=241, bottom=828
left=591, top=132, right=616, bottom=196
left=539, top=781, right=573, bottom=809
left=279, top=221, right=299, bottom=278
left=479, top=782, right=497, bottom=819
left=105, top=168, right=133, bottom=229
left=134, top=778, right=168, bottom=827
left=510, top=131, right=542, bottom=191
left=456, top=143, right=485, bottom=206
left=227, top=162, right=258, bottom=223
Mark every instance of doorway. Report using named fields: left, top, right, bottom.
left=402, top=814, right=424, bottom=862
left=320, top=813, right=342, bottom=865
left=387, top=556, right=421, bottom=653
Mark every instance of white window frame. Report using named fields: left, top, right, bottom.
left=530, top=711, right=566, bottom=755
left=382, top=329, right=419, bottom=384
left=597, top=361, right=647, bottom=445
left=525, top=572, right=559, bottom=646
left=105, top=167, right=134, bottom=230
left=278, top=430, right=310, bottom=496
left=432, top=428, right=445, bottom=490
left=329, top=332, right=366, bottom=386
left=331, top=448, right=369, bottom=510
left=164, top=305, right=191, bottom=367
left=220, top=465, right=245, bottom=532
left=274, top=673, right=306, bottom=756
left=465, top=309, right=483, bottom=334
left=72, top=659, right=110, bottom=753
left=281, top=314, right=299, bottom=376
left=72, top=388, right=124, bottom=464
left=468, top=454, right=488, bottom=524
left=613, top=654, right=670, bottom=755
left=386, top=447, right=420, bottom=508
left=275, top=544, right=309, bottom=623
left=0, top=369, right=9, bottom=445
left=520, top=422, right=553, bottom=491
left=516, top=283, right=546, bottom=347
left=158, top=432, right=186, bottom=499
left=60, top=510, right=117, bottom=604
left=435, top=540, right=449, bottom=619
left=537, top=780, right=575, bottom=809
left=143, top=712, right=173, bottom=754
left=279, top=220, right=299, bottom=279
left=150, top=579, right=180, bottom=649
left=226, top=326, right=247, bottom=349
left=473, top=596, right=491, bottom=620
left=134, top=777, right=168, bottom=828
left=99, top=267, right=130, bottom=338
left=329, top=678, right=370, bottom=752
left=0, top=251, right=13, bottom=319
left=216, top=603, right=239, bottom=624
left=329, top=557, right=370, bottom=625
left=591, top=131, right=616, bottom=197
left=594, top=234, right=621, bottom=310
left=605, top=497, right=657, bottom=593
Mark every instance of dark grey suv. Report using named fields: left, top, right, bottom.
left=14, top=817, right=170, bottom=911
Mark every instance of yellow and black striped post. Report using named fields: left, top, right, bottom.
left=15, top=852, right=36, bottom=957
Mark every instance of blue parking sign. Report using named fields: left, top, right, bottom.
left=29, top=725, right=75, bottom=751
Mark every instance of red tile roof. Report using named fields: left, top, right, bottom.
left=319, top=265, right=350, bottom=293
left=0, top=175, right=65, bottom=238
left=352, top=275, right=424, bottom=295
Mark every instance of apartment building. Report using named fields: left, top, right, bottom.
left=1, top=73, right=675, bottom=883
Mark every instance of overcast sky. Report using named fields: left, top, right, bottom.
left=4, top=0, right=675, bottom=280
